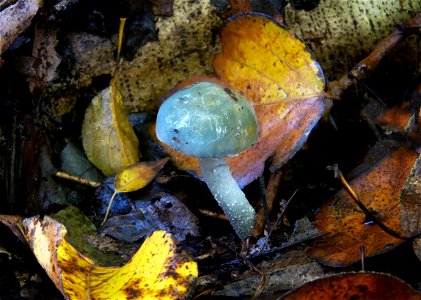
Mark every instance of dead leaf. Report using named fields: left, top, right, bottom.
left=282, top=272, right=421, bottom=299
left=28, top=24, right=61, bottom=92
left=117, top=0, right=221, bottom=111
left=114, top=157, right=169, bottom=192
left=157, top=13, right=324, bottom=187
left=51, top=206, right=123, bottom=266
left=102, top=194, right=200, bottom=242
left=17, top=216, right=198, bottom=299
left=308, top=143, right=418, bottom=267
left=0, top=0, right=43, bottom=66
left=210, top=255, right=325, bottom=297
left=400, top=153, right=421, bottom=236
left=285, top=0, right=421, bottom=79
left=82, top=81, right=140, bottom=176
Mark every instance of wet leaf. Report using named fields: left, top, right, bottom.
left=308, top=143, right=418, bottom=267
left=114, top=157, right=169, bottom=193
left=17, top=216, right=198, bottom=299
left=82, top=81, right=140, bottom=176
left=156, top=13, right=324, bottom=187
left=282, top=272, right=421, bottom=299
left=102, top=194, right=200, bottom=242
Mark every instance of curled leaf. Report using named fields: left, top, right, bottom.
left=82, top=82, right=140, bottom=176
left=20, top=216, right=198, bottom=299
left=115, top=157, right=169, bottom=193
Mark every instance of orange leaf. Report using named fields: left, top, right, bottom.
left=154, top=13, right=324, bottom=187
left=214, top=13, right=324, bottom=105
left=308, top=144, right=418, bottom=267
left=282, top=272, right=421, bottom=300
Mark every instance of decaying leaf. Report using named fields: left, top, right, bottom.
left=282, top=272, right=421, bottom=299
left=15, top=216, right=198, bottom=299
left=117, top=0, right=221, bottom=111
left=114, top=157, right=169, bottom=192
left=0, top=0, right=43, bottom=66
left=156, top=13, right=324, bottom=187
left=309, top=143, right=418, bottom=267
left=82, top=81, right=140, bottom=176
left=207, top=250, right=325, bottom=298
left=51, top=206, right=123, bottom=266
left=102, top=194, right=200, bottom=242
left=400, top=154, right=421, bottom=237
left=285, top=0, right=421, bottom=79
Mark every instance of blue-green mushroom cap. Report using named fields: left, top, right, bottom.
left=156, top=82, right=259, bottom=158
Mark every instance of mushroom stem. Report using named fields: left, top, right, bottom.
left=199, top=157, right=256, bottom=240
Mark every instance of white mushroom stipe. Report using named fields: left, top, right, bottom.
left=200, top=157, right=255, bottom=240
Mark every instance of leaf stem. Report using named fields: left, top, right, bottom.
left=101, top=189, right=118, bottom=226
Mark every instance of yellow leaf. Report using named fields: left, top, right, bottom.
left=101, top=157, right=170, bottom=225
left=21, top=216, right=198, bottom=300
left=115, top=157, right=169, bottom=193
left=82, top=81, right=140, bottom=176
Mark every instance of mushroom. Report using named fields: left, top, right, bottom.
left=156, top=81, right=259, bottom=239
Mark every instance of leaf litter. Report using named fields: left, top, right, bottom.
left=1, top=1, right=421, bottom=299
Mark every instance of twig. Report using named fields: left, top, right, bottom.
left=252, top=171, right=283, bottom=237
left=54, top=171, right=100, bottom=188
left=327, top=13, right=421, bottom=99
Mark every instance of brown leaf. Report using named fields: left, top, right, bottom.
left=400, top=153, right=421, bottom=236
left=308, top=144, right=418, bottom=267
left=282, top=272, right=421, bottom=299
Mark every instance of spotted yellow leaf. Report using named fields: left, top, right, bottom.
left=21, top=216, right=198, bottom=300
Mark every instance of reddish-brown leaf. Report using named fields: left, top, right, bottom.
left=308, top=144, right=418, bottom=267
left=282, top=272, right=421, bottom=300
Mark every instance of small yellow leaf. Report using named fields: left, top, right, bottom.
left=82, top=81, right=140, bottom=176
left=21, top=216, right=198, bottom=300
left=115, top=157, right=169, bottom=193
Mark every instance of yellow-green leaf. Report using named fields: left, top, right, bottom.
left=21, top=216, right=198, bottom=299
left=82, top=81, right=140, bottom=176
left=115, top=157, right=169, bottom=193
